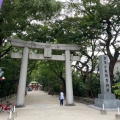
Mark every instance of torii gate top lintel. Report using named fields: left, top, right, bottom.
left=8, top=38, right=81, bottom=51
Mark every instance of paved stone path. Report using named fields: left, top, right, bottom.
left=0, top=90, right=118, bottom=120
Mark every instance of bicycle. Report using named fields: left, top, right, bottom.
left=0, top=100, right=14, bottom=113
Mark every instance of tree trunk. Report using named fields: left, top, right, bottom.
left=109, top=51, right=119, bottom=85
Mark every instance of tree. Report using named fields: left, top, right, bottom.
left=112, top=71, right=120, bottom=98
left=0, top=0, right=62, bottom=57
left=44, top=60, right=66, bottom=91
left=41, top=0, right=120, bottom=87
left=31, top=61, right=62, bottom=92
left=52, top=0, right=120, bottom=85
left=48, top=15, right=100, bottom=83
left=0, top=0, right=62, bottom=97
left=0, top=54, right=21, bottom=97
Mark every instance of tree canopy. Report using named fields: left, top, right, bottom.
left=0, top=0, right=62, bottom=57
left=1, top=0, right=120, bottom=98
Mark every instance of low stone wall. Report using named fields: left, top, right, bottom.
left=0, top=94, right=16, bottom=101
left=54, top=92, right=94, bottom=104
left=74, top=96, right=94, bottom=105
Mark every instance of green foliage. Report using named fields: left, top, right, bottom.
left=1, top=0, right=120, bottom=99
left=53, top=83, right=60, bottom=93
left=73, top=77, right=88, bottom=97
left=0, top=0, right=62, bottom=58
left=73, top=71, right=100, bottom=98
left=30, top=61, right=59, bottom=90
left=114, top=71, right=120, bottom=82
left=85, top=74, right=100, bottom=97
left=112, top=82, right=120, bottom=98
left=0, top=0, right=61, bottom=36
left=112, top=71, right=120, bottom=98
left=0, top=55, right=20, bottom=97
left=0, top=0, right=62, bottom=98
left=57, top=0, right=120, bottom=85
left=0, top=79, right=17, bottom=98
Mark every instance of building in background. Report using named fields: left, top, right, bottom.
left=28, top=81, right=42, bottom=91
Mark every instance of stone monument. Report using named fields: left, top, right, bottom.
left=95, top=55, right=120, bottom=109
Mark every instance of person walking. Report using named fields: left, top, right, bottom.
left=59, top=91, right=64, bottom=106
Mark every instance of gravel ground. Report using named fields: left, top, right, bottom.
left=0, top=90, right=118, bottom=120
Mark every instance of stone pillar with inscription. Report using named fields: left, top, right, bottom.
left=95, top=55, right=120, bottom=108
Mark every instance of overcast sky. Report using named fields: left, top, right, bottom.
left=56, top=0, right=80, bottom=2
left=56, top=0, right=69, bottom=1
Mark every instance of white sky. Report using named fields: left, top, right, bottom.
left=56, top=0, right=80, bottom=2
left=56, top=0, right=69, bottom=1
left=56, top=0, right=66, bottom=1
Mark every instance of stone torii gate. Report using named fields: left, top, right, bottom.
left=9, top=38, right=81, bottom=107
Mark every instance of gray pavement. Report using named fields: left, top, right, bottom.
left=0, top=90, right=119, bottom=120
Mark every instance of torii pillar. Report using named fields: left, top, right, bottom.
left=65, top=50, right=74, bottom=105
left=16, top=47, right=29, bottom=107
